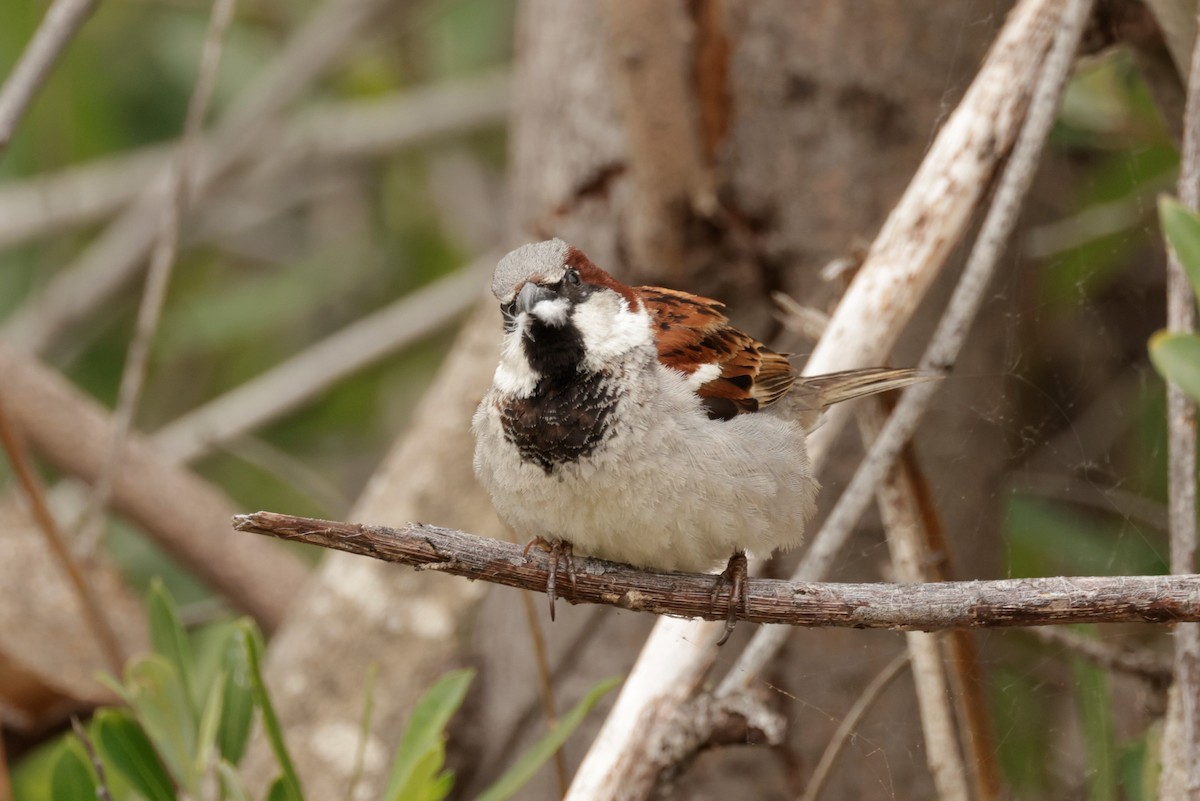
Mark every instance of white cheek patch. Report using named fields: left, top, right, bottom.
left=573, top=295, right=653, bottom=371
left=531, top=297, right=570, bottom=327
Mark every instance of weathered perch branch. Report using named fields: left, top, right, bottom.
left=234, top=511, right=1200, bottom=630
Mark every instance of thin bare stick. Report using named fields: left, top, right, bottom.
left=1, top=0, right=392, bottom=356
left=1030, top=628, right=1173, bottom=686
left=151, top=258, right=491, bottom=464
left=0, top=0, right=99, bottom=152
left=0, top=397, right=124, bottom=673
left=722, top=0, right=1093, bottom=696
left=70, top=718, right=114, bottom=801
left=78, top=0, right=238, bottom=557
left=1163, top=4, right=1200, bottom=795
left=233, top=511, right=1200, bottom=630
left=798, top=652, right=910, bottom=801
left=518, top=589, right=570, bottom=796
left=864, top=404, right=970, bottom=801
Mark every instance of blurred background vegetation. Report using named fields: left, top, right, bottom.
left=1, top=0, right=514, bottom=606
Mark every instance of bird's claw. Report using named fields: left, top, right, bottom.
left=524, top=537, right=576, bottom=620
left=710, top=551, right=749, bottom=646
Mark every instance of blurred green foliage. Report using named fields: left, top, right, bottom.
left=0, top=0, right=513, bottom=603
left=12, top=583, right=617, bottom=801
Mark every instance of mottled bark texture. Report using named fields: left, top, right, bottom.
left=236, top=511, right=1200, bottom=630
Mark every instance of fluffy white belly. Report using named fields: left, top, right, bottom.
left=472, top=366, right=817, bottom=574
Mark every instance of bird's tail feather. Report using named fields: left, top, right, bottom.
left=800, top=367, right=939, bottom=408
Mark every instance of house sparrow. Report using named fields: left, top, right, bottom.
left=472, top=239, right=929, bottom=642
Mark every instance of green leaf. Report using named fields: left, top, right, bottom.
left=217, top=759, right=253, bottom=801
left=123, top=654, right=200, bottom=793
left=51, top=741, right=99, bottom=799
left=1160, top=195, right=1200, bottom=300
left=267, top=775, right=292, bottom=801
left=146, top=577, right=196, bottom=714
left=195, top=667, right=226, bottom=779
left=1071, top=631, right=1118, bottom=801
left=9, top=734, right=70, bottom=800
left=1150, top=331, right=1200, bottom=403
left=474, top=676, right=621, bottom=801
left=345, top=663, right=379, bottom=801
left=93, top=708, right=176, bottom=801
left=217, top=623, right=256, bottom=764
left=240, top=621, right=304, bottom=801
left=382, top=669, right=475, bottom=801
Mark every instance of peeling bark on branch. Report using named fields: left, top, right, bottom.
left=234, top=511, right=1200, bottom=630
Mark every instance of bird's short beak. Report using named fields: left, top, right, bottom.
left=514, top=281, right=557, bottom=315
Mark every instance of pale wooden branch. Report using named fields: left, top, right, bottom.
left=0, top=342, right=309, bottom=632
left=865, top=404, right=970, bottom=801
left=232, top=511, right=1200, bottom=630
left=1162, top=2, right=1200, bottom=796
left=78, top=0, right=237, bottom=557
left=0, top=0, right=99, bottom=152
left=1143, top=0, right=1197, bottom=78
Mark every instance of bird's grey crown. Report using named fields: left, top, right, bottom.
left=491, top=238, right=571, bottom=302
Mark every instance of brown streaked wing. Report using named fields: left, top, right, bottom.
left=637, top=286, right=796, bottom=419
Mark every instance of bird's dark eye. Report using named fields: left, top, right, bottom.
left=564, top=269, right=581, bottom=286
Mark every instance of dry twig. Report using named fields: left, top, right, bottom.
left=78, top=0, right=238, bottom=556
left=70, top=717, right=115, bottom=801
left=233, top=511, right=1200, bottom=630
left=798, top=653, right=910, bottom=801
left=0, top=397, right=124, bottom=673
left=0, top=0, right=99, bottom=152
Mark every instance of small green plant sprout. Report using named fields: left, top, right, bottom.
left=25, top=580, right=619, bottom=801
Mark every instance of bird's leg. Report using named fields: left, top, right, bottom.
left=710, top=550, right=749, bottom=646
left=523, top=537, right=576, bottom=621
